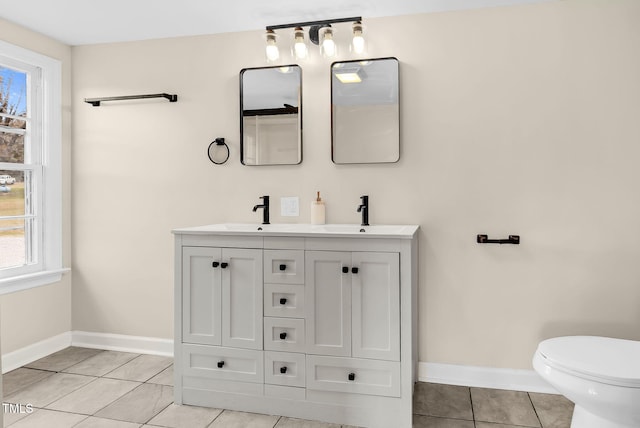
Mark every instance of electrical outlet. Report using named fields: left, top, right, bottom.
left=281, top=197, right=299, bottom=217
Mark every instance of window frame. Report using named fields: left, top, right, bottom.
left=0, top=40, right=66, bottom=294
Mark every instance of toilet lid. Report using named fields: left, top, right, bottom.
left=537, top=336, right=640, bottom=387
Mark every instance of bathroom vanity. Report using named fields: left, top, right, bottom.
left=172, top=223, right=419, bottom=428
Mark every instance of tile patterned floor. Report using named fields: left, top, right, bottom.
left=2, top=347, right=574, bottom=427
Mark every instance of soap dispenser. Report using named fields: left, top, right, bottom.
left=311, top=191, right=326, bottom=225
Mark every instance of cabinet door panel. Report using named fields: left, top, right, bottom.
left=222, top=248, right=263, bottom=349
left=352, top=252, right=400, bottom=361
left=182, top=247, right=222, bottom=345
left=306, top=251, right=351, bottom=356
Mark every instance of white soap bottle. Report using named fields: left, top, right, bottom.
left=310, top=191, right=326, bottom=225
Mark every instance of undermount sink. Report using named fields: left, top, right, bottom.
left=174, top=223, right=418, bottom=238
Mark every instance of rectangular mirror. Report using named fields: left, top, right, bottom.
left=331, top=57, right=399, bottom=164
left=240, top=65, right=302, bottom=165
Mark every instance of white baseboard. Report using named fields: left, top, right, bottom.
left=71, top=331, right=173, bottom=357
left=2, top=332, right=72, bottom=373
left=1, top=331, right=173, bottom=374
left=419, top=362, right=558, bottom=394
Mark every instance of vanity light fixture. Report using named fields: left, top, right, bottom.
left=265, top=16, right=363, bottom=62
left=351, top=21, right=365, bottom=54
left=264, top=29, right=279, bottom=62
left=320, top=26, right=337, bottom=58
left=293, top=27, right=308, bottom=60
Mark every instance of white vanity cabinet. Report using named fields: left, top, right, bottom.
left=173, top=225, right=418, bottom=428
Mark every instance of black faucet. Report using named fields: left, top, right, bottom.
left=252, top=195, right=270, bottom=224
left=357, top=195, right=369, bottom=226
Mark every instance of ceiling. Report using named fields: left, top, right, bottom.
left=0, top=0, right=551, bottom=46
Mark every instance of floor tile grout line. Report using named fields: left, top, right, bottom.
left=43, top=374, right=104, bottom=412
left=527, top=392, right=544, bottom=428
left=92, top=381, right=164, bottom=425
left=100, top=353, right=146, bottom=380
left=1, top=368, right=56, bottom=398
left=468, top=386, right=477, bottom=427
left=75, top=379, right=145, bottom=420
left=69, top=411, right=92, bottom=428
left=5, top=372, right=100, bottom=411
left=64, top=351, right=142, bottom=378
left=24, top=348, right=108, bottom=373
left=142, top=399, right=174, bottom=426
left=207, top=408, right=226, bottom=427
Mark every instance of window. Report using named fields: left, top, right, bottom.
left=0, top=40, right=64, bottom=293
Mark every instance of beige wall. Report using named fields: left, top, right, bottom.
left=0, top=19, right=72, bottom=354
left=71, top=0, right=640, bottom=370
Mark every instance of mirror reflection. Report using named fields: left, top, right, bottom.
left=240, top=65, right=302, bottom=165
left=331, top=57, right=399, bottom=164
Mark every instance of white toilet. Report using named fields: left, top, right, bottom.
left=533, top=336, right=640, bottom=428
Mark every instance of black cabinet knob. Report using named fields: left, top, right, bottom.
left=217, top=361, right=225, bottom=368
left=212, top=261, right=220, bottom=268
left=342, top=266, right=349, bottom=273
left=280, top=366, right=287, bottom=374
left=348, top=372, right=355, bottom=381
left=351, top=267, right=359, bottom=274
left=221, top=262, right=228, bottom=269
left=279, top=264, right=286, bottom=271
left=279, top=298, right=287, bottom=305
left=279, top=332, right=287, bottom=340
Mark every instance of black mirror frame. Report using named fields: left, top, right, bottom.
left=239, top=65, right=303, bottom=166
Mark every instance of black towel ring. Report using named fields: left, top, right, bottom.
left=208, top=138, right=230, bottom=165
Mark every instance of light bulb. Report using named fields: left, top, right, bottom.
left=321, top=28, right=337, bottom=58
left=352, top=21, right=365, bottom=54
left=293, top=27, right=308, bottom=60
left=265, top=30, right=279, bottom=62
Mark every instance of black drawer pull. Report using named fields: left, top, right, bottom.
left=279, top=298, right=287, bottom=305
left=342, top=266, right=349, bottom=273
left=217, top=361, right=225, bottom=368
left=348, top=372, right=355, bottom=381
left=280, top=366, right=287, bottom=374
left=351, top=267, right=359, bottom=274
left=212, top=261, right=220, bottom=268
left=279, top=264, right=286, bottom=271
left=279, top=332, right=287, bottom=340
left=220, top=262, right=228, bottom=269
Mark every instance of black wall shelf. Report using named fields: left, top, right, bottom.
left=85, top=93, right=178, bottom=107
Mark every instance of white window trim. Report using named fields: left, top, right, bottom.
left=0, top=40, right=68, bottom=295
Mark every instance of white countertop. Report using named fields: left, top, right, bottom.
left=172, top=223, right=419, bottom=239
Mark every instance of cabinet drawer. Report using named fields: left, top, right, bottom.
left=264, top=283, right=305, bottom=318
left=264, top=351, right=306, bottom=388
left=264, top=250, right=304, bottom=284
left=182, top=344, right=263, bottom=384
left=264, top=317, right=305, bottom=353
left=306, top=355, right=400, bottom=397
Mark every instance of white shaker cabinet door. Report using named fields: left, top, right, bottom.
left=351, top=252, right=400, bottom=361
left=306, top=251, right=352, bottom=357
left=182, top=247, right=222, bottom=345
left=221, top=248, right=264, bottom=350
